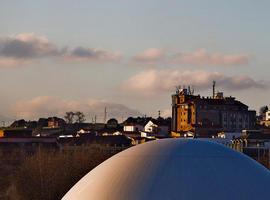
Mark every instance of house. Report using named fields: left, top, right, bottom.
left=266, top=111, right=270, bottom=121
left=47, top=117, right=66, bottom=128
left=259, top=110, right=270, bottom=127
left=144, top=119, right=169, bottom=137
left=122, top=117, right=146, bottom=132
left=124, top=124, right=144, bottom=132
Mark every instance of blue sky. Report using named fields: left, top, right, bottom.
left=0, top=0, right=269, bottom=122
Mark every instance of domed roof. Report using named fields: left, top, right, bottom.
left=63, top=139, right=270, bottom=200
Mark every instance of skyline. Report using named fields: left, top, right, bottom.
left=0, top=0, right=269, bottom=121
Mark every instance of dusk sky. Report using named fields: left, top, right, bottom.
left=0, top=0, right=269, bottom=122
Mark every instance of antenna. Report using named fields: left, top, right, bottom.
left=158, top=110, right=161, bottom=118
left=176, top=85, right=181, bottom=94
left=188, top=86, right=194, bottom=95
left=212, top=81, right=216, bottom=98
left=191, top=85, right=194, bottom=95
left=104, top=107, right=107, bottom=124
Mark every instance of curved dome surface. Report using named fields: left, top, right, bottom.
left=63, top=139, right=270, bottom=200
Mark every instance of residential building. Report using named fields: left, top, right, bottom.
left=123, top=122, right=144, bottom=132
left=266, top=110, right=270, bottom=121
left=47, top=117, right=66, bottom=128
left=171, top=85, right=256, bottom=137
left=144, top=119, right=169, bottom=137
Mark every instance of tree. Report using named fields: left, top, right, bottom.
left=74, top=111, right=86, bottom=123
left=107, top=118, right=118, bottom=128
left=107, top=118, right=118, bottom=125
left=64, top=112, right=75, bottom=124
left=259, top=106, right=269, bottom=116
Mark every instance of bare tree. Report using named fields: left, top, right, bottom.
left=74, top=111, right=86, bottom=123
left=64, top=112, right=75, bottom=124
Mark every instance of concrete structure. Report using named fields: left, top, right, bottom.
left=63, top=139, right=270, bottom=200
left=171, top=86, right=256, bottom=137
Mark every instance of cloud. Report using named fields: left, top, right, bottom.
left=132, top=48, right=165, bottom=63
left=11, top=96, right=141, bottom=121
left=0, top=33, right=58, bottom=59
left=171, top=48, right=249, bottom=66
left=0, top=34, right=249, bottom=68
left=64, top=46, right=122, bottom=62
left=0, top=33, right=122, bottom=67
left=121, top=69, right=266, bottom=96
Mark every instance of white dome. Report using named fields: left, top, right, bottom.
left=63, top=139, right=270, bottom=200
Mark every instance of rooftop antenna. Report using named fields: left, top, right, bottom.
left=176, top=85, right=181, bottom=94
left=104, top=107, right=107, bottom=124
left=158, top=110, right=161, bottom=118
left=188, top=86, right=194, bottom=95
left=212, top=80, right=216, bottom=98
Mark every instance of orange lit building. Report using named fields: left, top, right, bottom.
left=171, top=86, right=256, bottom=137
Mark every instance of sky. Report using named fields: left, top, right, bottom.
left=0, top=0, right=269, bottom=123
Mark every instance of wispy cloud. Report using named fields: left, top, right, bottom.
left=132, top=48, right=165, bottom=64
left=130, top=48, right=249, bottom=67
left=121, top=69, right=266, bottom=96
left=171, top=48, right=249, bottom=66
left=11, top=96, right=141, bottom=121
left=63, top=46, right=122, bottom=62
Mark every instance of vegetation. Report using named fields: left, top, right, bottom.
left=259, top=106, right=269, bottom=116
left=64, top=111, right=86, bottom=124
left=74, top=111, right=86, bottom=123
left=2, top=145, right=123, bottom=200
